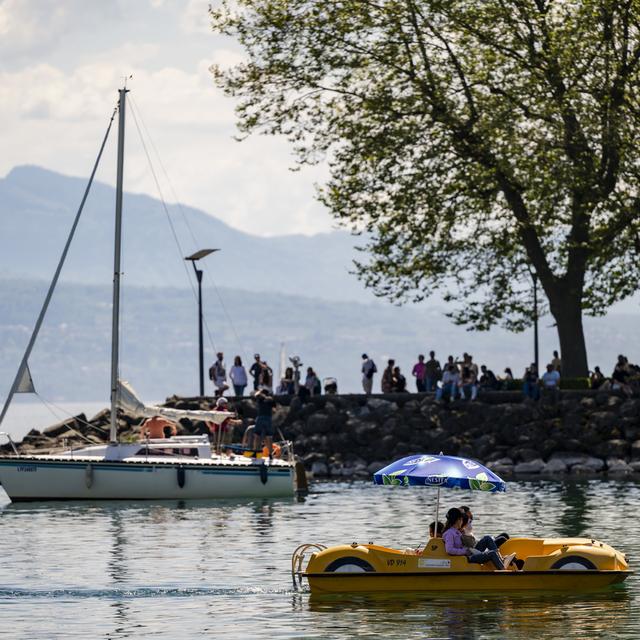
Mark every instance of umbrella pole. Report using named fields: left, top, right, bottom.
left=433, top=486, right=441, bottom=539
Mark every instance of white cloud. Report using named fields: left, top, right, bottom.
left=180, top=0, right=211, bottom=35
left=0, top=0, right=58, bottom=48
left=0, top=52, right=332, bottom=236
left=91, top=42, right=162, bottom=69
left=0, top=1, right=119, bottom=59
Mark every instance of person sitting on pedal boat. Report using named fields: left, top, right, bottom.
left=443, top=508, right=515, bottom=570
left=429, top=521, right=444, bottom=538
left=460, top=505, right=509, bottom=549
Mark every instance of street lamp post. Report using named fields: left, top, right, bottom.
left=185, top=249, right=219, bottom=396
left=532, top=270, right=539, bottom=373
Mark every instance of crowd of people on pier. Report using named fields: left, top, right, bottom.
left=363, top=351, right=640, bottom=401
left=362, top=351, right=558, bottom=401
left=207, top=350, right=640, bottom=403
left=209, top=352, right=323, bottom=398
left=194, top=349, right=640, bottom=458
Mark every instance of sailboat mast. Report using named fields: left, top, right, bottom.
left=109, top=88, right=127, bottom=443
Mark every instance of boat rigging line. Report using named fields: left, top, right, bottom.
left=127, top=98, right=218, bottom=354
left=128, top=95, right=250, bottom=363
left=31, top=393, right=103, bottom=446
left=0, top=103, right=119, bottom=429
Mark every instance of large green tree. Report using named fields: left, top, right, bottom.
left=211, top=0, right=640, bottom=377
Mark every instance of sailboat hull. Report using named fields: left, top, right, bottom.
left=0, top=457, right=295, bottom=501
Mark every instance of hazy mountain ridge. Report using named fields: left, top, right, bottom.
left=0, top=165, right=370, bottom=302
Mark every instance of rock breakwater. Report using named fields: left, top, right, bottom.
left=4, top=391, right=640, bottom=480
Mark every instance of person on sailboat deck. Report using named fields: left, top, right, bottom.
left=140, top=416, right=177, bottom=439
left=241, top=424, right=254, bottom=448
left=253, top=387, right=275, bottom=456
left=207, top=397, right=242, bottom=446
left=429, top=521, right=444, bottom=538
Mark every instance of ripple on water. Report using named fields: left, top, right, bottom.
left=0, top=479, right=638, bottom=639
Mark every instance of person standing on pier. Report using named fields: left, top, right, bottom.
left=229, top=356, right=248, bottom=397
left=550, top=350, right=562, bottom=373
left=209, top=352, right=228, bottom=397
left=249, top=353, right=262, bottom=391
left=412, top=354, right=427, bottom=392
left=361, top=354, right=377, bottom=394
left=259, top=360, right=274, bottom=391
left=424, top=351, right=442, bottom=392
left=381, top=359, right=395, bottom=393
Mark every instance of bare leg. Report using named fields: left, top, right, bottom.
left=265, top=435, right=273, bottom=458
left=242, top=425, right=254, bottom=447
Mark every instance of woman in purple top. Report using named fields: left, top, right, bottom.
left=442, top=508, right=507, bottom=570
left=412, top=355, right=427, bottom=392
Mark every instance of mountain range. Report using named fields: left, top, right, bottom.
left=1, top=165, right=638, bottom=401
left=0, top=165, right=370, bottom=302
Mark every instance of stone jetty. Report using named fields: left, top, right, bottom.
left=4, top=391, right=640, bottom=480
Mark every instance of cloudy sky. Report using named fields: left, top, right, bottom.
left=0, top=0, right=330, bottom=236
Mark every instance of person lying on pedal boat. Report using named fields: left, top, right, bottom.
left=442, top=507, right=517, bottom=570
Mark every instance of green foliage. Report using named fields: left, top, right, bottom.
left=210, top=0, right=640, bottom=374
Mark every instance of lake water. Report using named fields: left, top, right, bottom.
left=0, top=479, right=637, bottom=639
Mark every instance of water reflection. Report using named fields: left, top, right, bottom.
left=107, top=511, right=132, bottom=639
left=253, top=500, right=274, bottom=539
left=306, top=589, right=632, bottom=639
left=558, top=481, right=591, bottom=537
left=107, top=510, right=128, bottom=584
left=108, top=600, right=133, bottom=639
left=0, top=496, right=293, bottom=512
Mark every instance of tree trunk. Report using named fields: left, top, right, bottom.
left=548, top=295, right=589, bottom=378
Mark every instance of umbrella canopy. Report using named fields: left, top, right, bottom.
left=373, top=454, right=506, bottom=493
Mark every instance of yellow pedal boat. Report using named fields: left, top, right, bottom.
left=293, top=536, right=631, bottom=594
left=293, top=454, right=632, bottom=594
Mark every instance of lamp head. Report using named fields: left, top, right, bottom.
left=185, top=248, right=219, bottom=261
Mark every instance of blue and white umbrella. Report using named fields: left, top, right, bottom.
left=373, top=454, right=506, bottom=535
left=373, top=454, right=506, bottom=492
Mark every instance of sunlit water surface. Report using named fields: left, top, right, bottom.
left=0, top=479, right=637, bottom=639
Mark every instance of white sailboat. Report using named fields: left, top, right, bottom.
left=0, top=88, right=296, bottom=501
